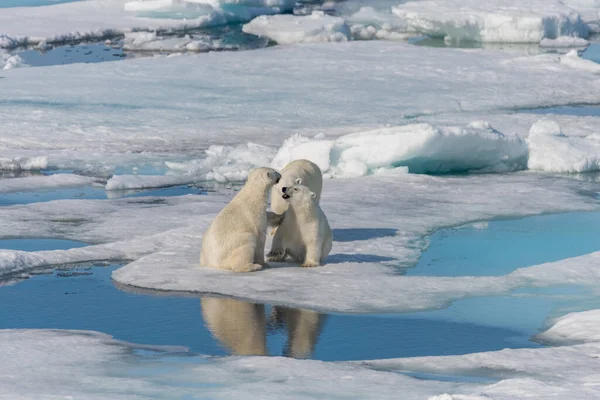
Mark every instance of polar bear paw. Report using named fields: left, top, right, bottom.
left=267, top=249, right=287, bottom=262
left=233, top=263, right=264, bottom=273
left=301, top=261, right=319, bottom=268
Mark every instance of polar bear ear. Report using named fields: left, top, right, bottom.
left=309, top=191, right=316, bottom=199
left=295, top=178, right=303, bottom=185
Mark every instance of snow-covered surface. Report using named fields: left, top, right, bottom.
left=535, top=309, right=600, bottom=344
left=243, top=11, right=351, bottom=44
left=392, top=0, right=589, bottom=43
left=1, top=42, right=600, bottom=173
left=0, top=0, right=292, bottom=48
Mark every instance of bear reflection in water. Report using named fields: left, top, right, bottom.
left=201, top=296, right=326, bottom=358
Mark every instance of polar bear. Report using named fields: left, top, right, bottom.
left=269, top=159, right=323, bottom=257
left=200, top=167, right=281, bottom=273
left=271, top=159, right=323, bottom=215
left=201, top=297, right=267, bottom=356
left=267, top=183, right=332, bottom=268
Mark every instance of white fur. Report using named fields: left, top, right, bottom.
left=200, top=167, right=281, bottom=272
left=269, top=159, right=323, bottom=256
left=271, top=159, right=323, bottom=215
left=267, top=184, right=332, bottom=268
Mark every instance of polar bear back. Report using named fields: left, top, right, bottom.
left=271, top=159, right=323, bottom=215
left=200, top=167, right=280, bottom=270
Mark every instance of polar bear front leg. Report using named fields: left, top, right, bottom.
left=254, top=232, right=268, bottom=267
left=267, top=228, right=287, bottom=262
left=224, top=235, right=263, bottom=273
left=301, top=242, right=321, bottom=268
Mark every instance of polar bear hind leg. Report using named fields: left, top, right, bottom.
left=222, top=234, right=263, bottom=273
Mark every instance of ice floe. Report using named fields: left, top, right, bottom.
left=391, top=0, right=589, bottom=43
left=243, top=11, right=351, bottom=44
left=0, top=156, right=47, bottom=171
left=0, top=0, right=292, bottom=49
left=1, top=42, right=599, bottom=172
left=3, top=327, right=600, bottom=399
left=365, top=340, right=600, bottom=399
left=0, top=50, right=27, bottom=70
left=0, top=329, right=467, bottom=400
left=535, top=309, right=600, bottom=344
left=540, top=35, right=590, bottom=47
left=2, top=170, right=599, bottom=312
left=0, top=174, right=99, bottom=194
left=122, top=31, right=213, bottom=52
left=270, top=122, right=528, bottom=176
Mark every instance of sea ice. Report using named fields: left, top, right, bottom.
left=270, top=122, right=528, bottom=176
left=0, top=329, right=466, bottom=400
left=242, top=12, right=351, bottom=44
left=0, top=50, right=27, bottom=70
left=392, top=0, right=589, bottom=43
left=3, top=327, right=600, bottom=399
left=366, top=340, right=600, bottom=399
left=540, top=36, right=590, bottom=47
left=527, top=119, right=600, bottom=173
left=0, top=174, right=99, bottom=194
left=1, top=42, right=599, bottom=172
left=0, top=0, right=292, bottom=49
left=122, top=31, right=213, bottom=52
left=534, top=309, right=600, bottom=344
left=0, top=156, right=47, bottom=171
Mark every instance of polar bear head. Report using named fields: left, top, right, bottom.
left=281, top=181, right=317, bottom=206
left=247, top=167, right=281, bottom=188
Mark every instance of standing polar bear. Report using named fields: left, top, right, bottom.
left=269, top=159, right=323, bottom=258
left=270, top=159, right=323, bottom=215
left=268, top=184, right=332, bottom=268
left=200, top=167, right=281, bottom=273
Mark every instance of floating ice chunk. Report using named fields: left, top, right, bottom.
left=0, top=174, right=99, bottom=194
left=0, top=0, right=293, bottom=49
left=392, top=0, right=589, bottom=43
left=527, top=119, right=600, bottom=173
left=124, top=0, right=176, bottom=12
left=0, top=50, right=27, bottom=70
left=122, top=31, right=213, bottom=52
left=540, top=36, right=590, bottom=47
left=560, top=49, right=600, bottom=73
left=535, top=309, right=600, bottom=344
left=105, top=174, right=194, bottom=191
left=0, top=156, right=47, bottom=171
left=347, top=6, right=409, bottom=41
left=271, top=122, right=528, bottom=177
left=243, top=11, right=351, bottom=44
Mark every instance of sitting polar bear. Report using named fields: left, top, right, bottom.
left=269, top=159, right=323, bottom=257
left=200, top=167, right=281, bottom=273
left=267, top=183, right=332, bottom=268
